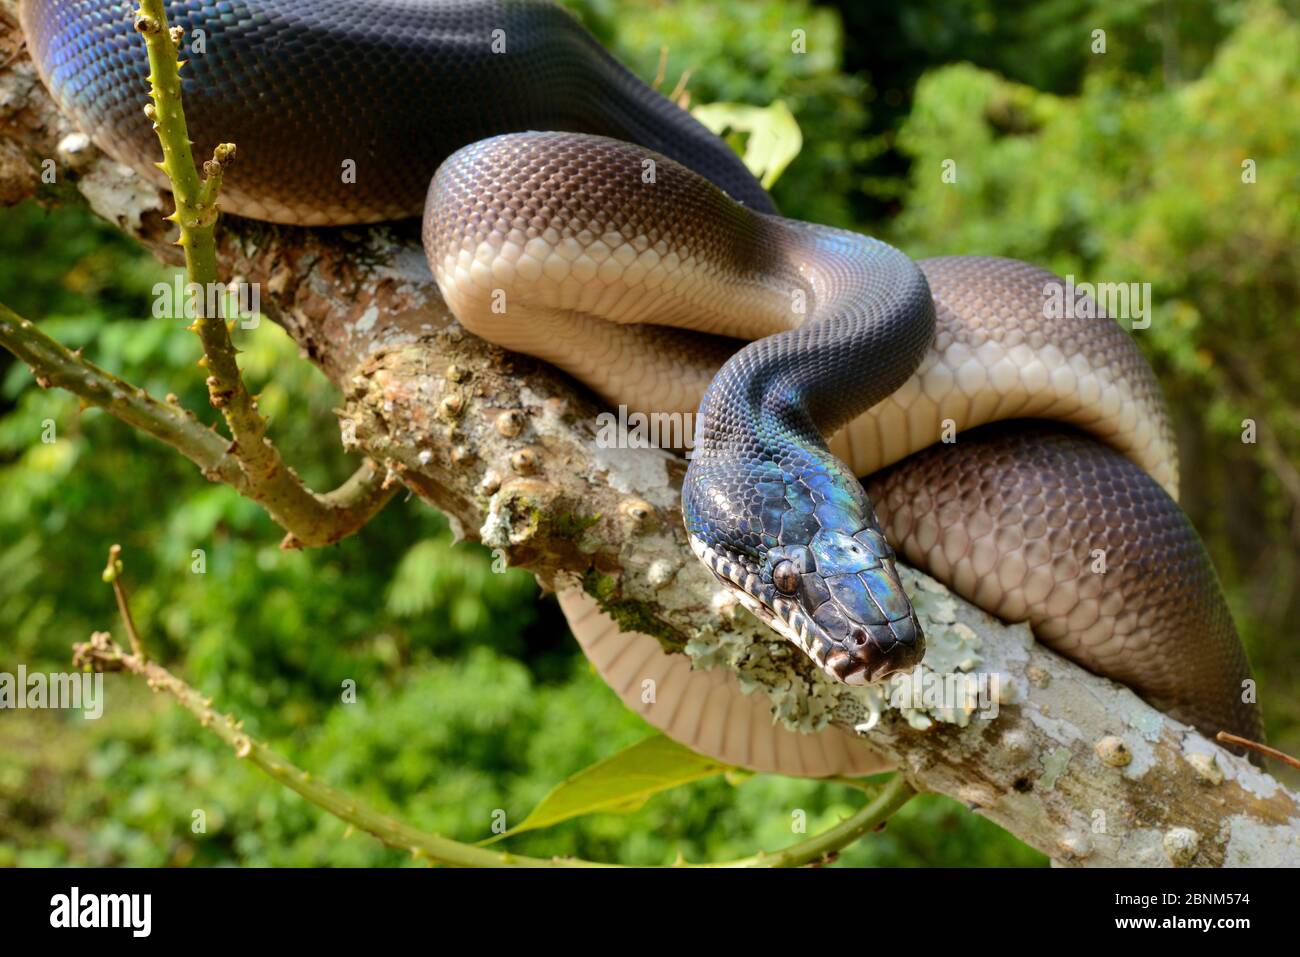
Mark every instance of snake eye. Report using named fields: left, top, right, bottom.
left=772, top=560, right=800, bottom=594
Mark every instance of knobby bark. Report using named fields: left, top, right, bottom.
left=2, top=6, right=1296, bottom=866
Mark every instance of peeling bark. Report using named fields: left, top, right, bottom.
left=2, top=5, right=1296, bottom=867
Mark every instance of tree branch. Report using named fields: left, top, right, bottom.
left=3, top=4, right=1296, bottom=866
left=73, top=545, right=917, bottom=867
left=0, top=300, right=396, bottom=546
left=75, top=626, right=917, bottom=868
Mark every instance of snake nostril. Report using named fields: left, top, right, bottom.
left=846, top=628, right=868, bottom=648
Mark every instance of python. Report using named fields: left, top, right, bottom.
left=20, top=0, right=1262, bottom=777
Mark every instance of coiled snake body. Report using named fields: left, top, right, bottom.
left=24, top=0, right=1261, bottom=775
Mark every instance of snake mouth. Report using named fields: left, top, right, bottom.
left=690, top=534, right=926, bottom=685
left=828, top=615, right=926, bottom=685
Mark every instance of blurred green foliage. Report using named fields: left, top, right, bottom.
left=1, top=0, right=1296, bottom=867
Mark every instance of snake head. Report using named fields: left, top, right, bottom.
left=764, top=529, right=925, bottom=684
left=686, top=461, right=926, bottom=686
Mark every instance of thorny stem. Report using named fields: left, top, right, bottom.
left=129, top=1, right=396, bottom=546
left=0, top=300, right=244, bottom=486
left=76, top=630, right=598, bottom=868
left=73, top=549, right=914, bottom=868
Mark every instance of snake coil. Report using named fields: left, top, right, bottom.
left=22, top=0, right=1262, bottom=774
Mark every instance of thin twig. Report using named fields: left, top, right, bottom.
left=72, top=549, right=913, bottom=867
left=1217, top=731, right=1300, bottom=771
left=0, top=301, right=244, bottom=487
left=73, top=631, right=912, bottom=867
left=74, top=631, right=596, bottom=868
left=669, top=67, right=694, bottom=108
left=697, top=774, right=915, bottom=868
left=653, top=45, right=669, bottom=90
left=0, top=301, right=396, bottom=546
left=129, top=1, right=396, bottom=545
left=101, top=544, right=145, bottom=659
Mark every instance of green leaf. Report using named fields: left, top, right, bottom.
left=484, top=733, right=729, bottom=843
left=691, top=100, right=803, bottom=189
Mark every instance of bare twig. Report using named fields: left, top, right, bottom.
left=72, top=549, right=912, bottom=868
left=0, top=301, right=396, bottom=546
left=101, top=544, right=145, bottom=659
left=1218, top=732, right=1300, bottom=771
left=74, top=631, right=598, bottom=868
left=702, top=775, right=914, bottom=868
left=0, top=300, right=245, bottom=488
left=653, top=46, right=669, bottom=90
left=669, top=67, right=694, bottom=107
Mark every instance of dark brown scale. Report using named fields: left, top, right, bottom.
left=424, top=131, right=774, bottom=281
left=21, top=0, right=774, bottom=222
left=867, top=421, right=1262, bottom=744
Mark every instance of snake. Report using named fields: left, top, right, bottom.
left=23, top=0, right=1262, bottom=776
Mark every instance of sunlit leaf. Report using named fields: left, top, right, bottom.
left=691, top=100, right=803, bottom=189
left=484, top=733, right=729, bottom=842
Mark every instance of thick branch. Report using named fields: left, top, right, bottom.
left=2, top=6, right=1296, bottom=867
